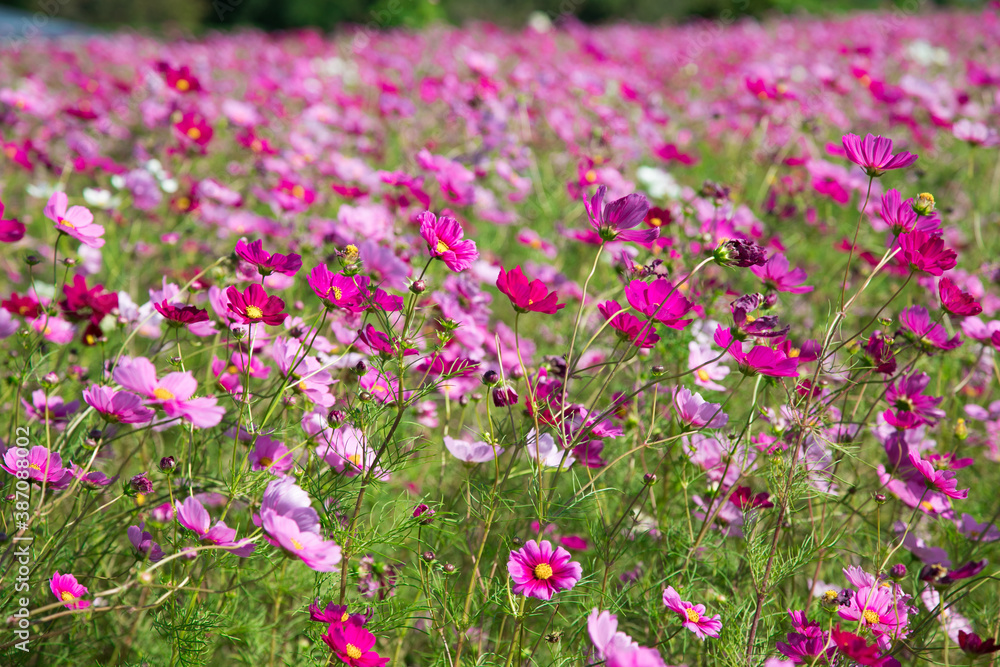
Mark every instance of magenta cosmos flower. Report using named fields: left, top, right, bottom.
left=322, top=621, right=389, bottom=666
left=226, top=284, right=287, bottom=326
left=50, top=571, right=90, bottom=610
left=842, top=133, right=918, bottom=177
left=83, top=386, right=156, bottom=424
left=2, top=445, right=73, bottom=488
left=662, top=586, right=722, bottom=640
left=908, top=451, right=969, bottom=499
left=584, top=185, right=659, bottom=244
left=418, top=210, right=479, bottom=272
left=43, top=191, right=104, bottom=248
left=714, top=326, right=799, bottom=378
left=0, top=198, right=25, bottom=243
left=624, top=278, right=693, bottom=329
left=898, top=231, right=957, bottom=276
left=598, top=300, right=660, bottom=348
left=176, top=496, right=256, bottom=557
left=496, top=265, right=566, bottom=314
left=750, top=253, right=813, bottom=293
left=235, top=238, right=302, bottom=277
left=507, top=539, right=582, bottom=600
left=308, top=265, right=364, bottom=311
left=898, top=305, right=961, bottom=352
left=154, top=301, right=210, bottom=328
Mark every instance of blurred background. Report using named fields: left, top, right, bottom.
left=0, top=0, right=988, bottom=36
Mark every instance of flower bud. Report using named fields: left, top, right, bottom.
left=62, top=257, right=77, bottom=267
left=651, top=365, right=664, bottom=375
left=128, top=472, right=154, bottom=496
left=24, top=254, right=41, bottom=266
left=410, top=279, right=426, bottom=294
left=422, top=551, right=436, bottom=562
left=712, top=238, right=767, bottom=268
left=954, top=418, right=968, bottom=441
left=872, top=492, right=887, bottom=505
left=354, top=360, right=367, bottom=375
left=912, top=192, right=936, bottom=216
left=327, top=409, right=346, bottom=428
left=412, top=503, right=435, bottom=525
left=643, top=473, right=657, bottom=485
left=889, top=563, right=906, bottom=580
left=492, top=386, right=518, bottom=407
left=482, top=370, right=499, bottom=386
left=442, top=563, right=456, bottom=574
left=159, top=456, right=176, bottom=473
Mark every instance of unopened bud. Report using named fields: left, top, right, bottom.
left=643, top=473, right=657, bottom=485
left=422, top=551, right=436, bottom=562
left=443, top=563, right=456, bottom=574
left=482, top=370, right=499, bottom=386
left=872, top=492, right=887, bottom=505
left=954, top=418, right=968, bottom=441
left=410, top=279, right=426, bottom=294
left=912, top=192, right=936, bottom=216
left=159, top=456, right=176, bottom=473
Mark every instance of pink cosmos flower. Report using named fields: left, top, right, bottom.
left=21, top=390, right=78, bottom=429
left=308, top=265, right=364, bottom=311
left=898, top=305, right=961, bottom=352
left=507, top=539, right=582, bottom=600
left=842, top=133, right=918, bottom=177
left=714, top=326, right=799, bottom=377
left=584, top=185, right=659, bottom=244
left=883, top=372, right=945, bottom=428
left=256, top=477, right=342, bottom=572
left=938, top=278, right=982, bottom=317
left=605, top=643, right=667, bottom=667
left=898, top=231, right=958, bottom=276
left=83, top=386, right=156, bottom=424
left=496, top=265, right=565, bottom=314
left=877, top=189, right=919, bottom=234
left=624, top=278, right=693, bottom=329
left=43, top=191, right=105, bottom=248
left=176, top=496, right=255, bottom=557
left=688, top=341, right=730, bottom=392
left=588, top=609, right=639, bottom=660
left=517, top=228, right=558, bottom=258
left=443, top=435, right=504, bottom=462
left=750, top=253, right=813, bottom=293
left=598, top=300, right=660, bottom=348
left=322, top=621, right=389, bottom=666
left=908, top=451, right=969, bottom=499
left=113, top=356, right=224, bottom=428
left=418, top=210, right=479, bottom=272
left=2, top=444, right=73, bottom=487
left=235, top=238, right=302, bottom=277
left=50, top=571, right=90, bottom=610
left=0, top=198, right=25, bottom=243
left=128, top=522, right=165, bottom=562
left=672, top=387, right=728, bottom=428
left=226, top=284, right=287, bottom=326
left=662, top=586, right=723, bottom=640
left=838, top=578, right=912, bottom=650
left=250, top=435, right=295, bottom=475
left=955, top=513, right=1000, bottom=542
left=28, top=315, right=75, bottom=344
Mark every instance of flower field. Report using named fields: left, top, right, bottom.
left=1, top=5, right=1000, bottom=666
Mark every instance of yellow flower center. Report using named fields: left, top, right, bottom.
left=529, top=238, right=541, bottom=249
left=649, top=217, right=662, bottom=227
left=5, top=146, right=16, bottom=158
left=920, top=501, right=935, bottom=512
left=178, top=197, right=191, bottom=210
left=685, top=608, right=701, bottom=623
left=533, top=563, right=553, bottom=580
left=348, top=453, right=362, bottom=467
left=259, top=457, right=273, bottom=467
left=292, top=185, right=305, bottom=199
left=136, top=493, right=146, bottom=506
left=696, top=369, right=710, bottom=382
left=341, top=612, right=349, bottom=622
left=863, top=609, right=880, bottom=625
left=859, top=74, right=872, bottom=87
left=345, top=644, right=363, bottom=660
left=245, top=305, right=264, bottom=320
left=186, top=127, right=201, bottom=140
left=154, top=387, right=175, bottom=400
left=58, top=217, right=76, bottom=230
left=176, top=79, right=190, bottom=91
left=584, top=169, right=597, bottom=183
left=788, top=348, right=800, bottom=358
left=251, top=139, right=262, bottom=152
left=344, top=245, right=359, bottom=261
left=227, top=365, right=238, bottom=375
left=289, top=537, right=304, bottom=551
left=823, top=590, right=838, bottom=602
left=60, top=591, right=77, bottom=602
left=436, top=240, right=451, bottom=253
left=331, top=287, right=343, bottom=301
left=297, top=381, right=308, bottom=391
left=918, top=192, right=935, bottom=205
left=29, top=463, right=41, bottom=471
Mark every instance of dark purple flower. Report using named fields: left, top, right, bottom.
left=583, top=185, right=658, bottom=244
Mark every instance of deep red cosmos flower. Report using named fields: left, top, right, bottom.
left=154, top=301, right=210, bottom=327
left=60, top=274, right=118, bottom=324
left=496, top=265, right=565, bottom=314
left=958, top=630, right=1000, bottom=655
left=831, top=625, right=899, bottom=666
left=226, top=284, right=287, bottom=326
left=938, top=277, right=982, bottom=317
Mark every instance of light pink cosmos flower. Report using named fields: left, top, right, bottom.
left=28, top=315, right=75, bottom=344
left=250, top=436, right=295, bottom=475
left=672, top=387, right=728, bottom=429
left=176, top=496, right=255, bottom=557
left=750, top=253, right=813, bottom=293
left=20, top=390, right=78, bottom=429
left=507, top=539, right=582, bottom=600
left=1, top=445, right=73, bottom=488
left=605, top=643, right=667, bottom=667
left=688, top=341, right=730, bottom=392
left=83, top=386, right=156, bottom=424
left=662, top=586, right=723, bottom=640
left=44, top=191, right=105, bottom=248
left=256, top=477, right=342, bottom=572
left=113, top=356, right=224, bottom=428
left=955, top=513, right=1000, bottom=542
left=50, top=571, right=90, bottom=610
left=588, top=609, right=639, bottom=660
left=443, top=435, right=504, bottom=463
